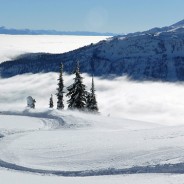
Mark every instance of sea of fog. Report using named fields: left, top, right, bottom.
left=0, top=73, right=184, bottom=126
left=0, top=34, right=184, bottom=126
left=0, top=34, right=109, bottom=63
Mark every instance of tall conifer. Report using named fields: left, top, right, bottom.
left=86, top=76, right=98, bottom=112
left=66, top=61, right=86, bottom=110
left=56, top=63, right=64, bottom=109
left=49, top=94, right=54, bottom=108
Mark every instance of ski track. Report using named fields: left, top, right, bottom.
left=1, top=110, right=184, bottom=177
left=1, top=159, right=184, bottom=177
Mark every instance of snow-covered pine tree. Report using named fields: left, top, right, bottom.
left=56, top=63, right=64, bottom=110
left=49, top=94, right=54, bottom=108
left=66, top=61, right=86, bottom=110
left=86, top=76, right=98, bottom=112
left=27, top=96, right=36, bottom=109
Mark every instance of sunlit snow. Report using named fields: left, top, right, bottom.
left=1, top=35, right=184, bottom=184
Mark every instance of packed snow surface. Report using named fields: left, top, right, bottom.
left=1, top=109, right=184, bottom=183
left=1, top=169, right=184, bottom=184
left=0, top=108, right=184, bottom=176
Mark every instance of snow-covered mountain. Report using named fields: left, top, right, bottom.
left=1, top=20, right=184, bottom=81
left=171, top=19, right=184, bottom=27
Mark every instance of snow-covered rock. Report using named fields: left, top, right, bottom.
left=27, top=96, right=36, bottom=109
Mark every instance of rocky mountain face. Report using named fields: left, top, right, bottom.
left=1, top=20, right=184, bottom=81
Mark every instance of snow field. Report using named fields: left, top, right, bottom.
left=0, top=115, right=43, bottom=136
left=1, top=168, right=184, bottom=184
left=0, top=109, right=184, bottom=176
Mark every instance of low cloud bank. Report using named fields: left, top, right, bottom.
left=0, top=73, right=184, bottom=125
left=0, top=35, right=108, bottom=63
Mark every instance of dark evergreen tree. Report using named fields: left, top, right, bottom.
left=32, top=99, right=36, bottom=109
left=86, top=91, right=91, bottom=110
left=86, top=76, right=98, bottom=112
left=56, top=63, right=64, bottom=110
left=49, top=94, right=54, bottom=108
left=66, top=61, right=86, bottom=110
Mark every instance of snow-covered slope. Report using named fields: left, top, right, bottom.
left=1, top=20, right=184, bottom=81
left=2, top=170, right=184, bottom=184
left=1, top=73, right=184, bottom=183
left=1, top=108, right=184, bottom=177
left=0, top=115, right=43, bottom=136
left=171, top=20, right=184, bottom=28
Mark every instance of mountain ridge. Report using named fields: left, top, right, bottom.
left=0, top=26, right=117, bottom=36
left=1, top=20, right=184, bottom=81
left=171, top=19, right=184, bottom=27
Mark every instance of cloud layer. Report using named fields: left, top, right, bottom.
left=1, top=73, right=184, bottom=126
left=0, top=35, right=108, bottom=63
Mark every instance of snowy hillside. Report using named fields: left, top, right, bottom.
left=1, top=109, right=184, bottom=183
left=1, top=73, right=184, bottom=183
left=0, top=109, right=183, bottom=174
left=1, top=73, right=184, bottom=182
left=1, top=20, right=184, bottom=81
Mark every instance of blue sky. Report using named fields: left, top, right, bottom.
left=0, top=0, right=183, bottom=33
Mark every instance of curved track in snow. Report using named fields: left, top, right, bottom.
left=1, top=157, right=184, bottom=177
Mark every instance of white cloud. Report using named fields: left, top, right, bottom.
left=0, top=73, right=184, bottom=126
left=0, top=35, right=109, bottom=63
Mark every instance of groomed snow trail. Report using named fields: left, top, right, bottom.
left=1, top=109, right=184, bottom=176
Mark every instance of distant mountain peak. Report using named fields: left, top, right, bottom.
left=171, top=19, right=184, bottom=27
